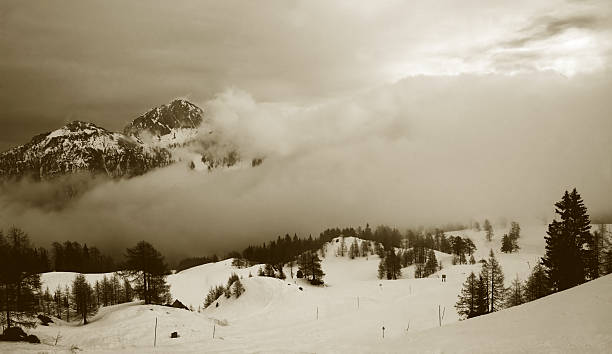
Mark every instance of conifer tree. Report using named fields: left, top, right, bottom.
left=469, top=254, right=476, bottom=264
left=264, top=263, right=275, bottom=277
left=232, top=279, right=245, bottom=298
left=338, top=237, right=347, bottom=257
left=0, top=228, right=42, bottom=328
left=204, top=285, right=225, bottom=308
left=455, top=272, right=478, bottom=319
left=473, top=221, right=481, bottom=231
left=94, top=280, right=101, bottom=307
left=54, top=287, right=63, bottom=319
left=384, top=249, right=402, bottom=280
left=591, top=224, right=609, bottom=277
left=483, top=219, right=494, bottom=242
left=124, top=241, right=170, bottom=304
left=297, top=251, right=324, bottom=285
left=509, top=222, right=520, bottom=241
left=123, top=279, right=133, bottom=303
left=43, top=287, right=53, bottom=315
left=486, top=250, right=505, bottom=312
left=349, top=239, right=359, bottom=259
left=475, top=273, right=489, bottom=316
left=414, top=263, right=425, bottom=278
left=360, top=240, right=370, bottom=257
left=542, top=188, right=592, bottom=291
left=500, top=234, right=513, bottom=253
left=505, top=275, right=524, bottom=308
left=524, top=263, right=550, bottom=302
left=63, top=285, right=71, bottom=322
left=71, top=274, right=98, bottom=325
left=377, top=257, right=386, bottom=279
left=424, top=249, right=438, bottom=277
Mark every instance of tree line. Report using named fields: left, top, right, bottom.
left=456, top=188, right=612, bottom=320
left=1, top=231, right=171, bottom=330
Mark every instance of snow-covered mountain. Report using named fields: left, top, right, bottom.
left=0, top=98, right=262, bottom=181
left=0, top=120, right=172, bottom=180
left=123, top=98, right=206, bottom=147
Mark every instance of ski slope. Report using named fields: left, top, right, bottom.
left=4, top=224, right=610, bottom=352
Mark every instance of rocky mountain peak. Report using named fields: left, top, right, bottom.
left=124, top=98, right=204, bottom=139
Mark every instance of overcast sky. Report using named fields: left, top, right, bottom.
left=0, top=1, right=611, bottom=259
left=1, top=0, right=611, bottom=150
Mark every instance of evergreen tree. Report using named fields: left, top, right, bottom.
left=469, top=254, right=476, bottom=264
left=509, top=222, right=521, bottom=241
left=297, top=251, right=325, bottom=285
left=500, top=234, right=513, bottom=253
left=524, top=263, right=550, bottom=302
left=338, top=237, right=347, bottom=257
left=123, top=279, right=133, bottom=303
left=263, top=263, right=275, bottom=277
left=384, top=249, right=402, bottom=280
left=377, top=258, right=386, bottom=279
left=486, top=250, right=505, bottom=312
left=591, top=224, right=609, bottom=277
left=0, top=228, right=42, bottom=328
left=455, top=272, right=478, bottom=319
left=474, top=273, right=489, bottom=317
left=348, top=239, right=359, bottom=259
left=542, top=188, right=592, bottom=291
left=124, top=241, right=170, bottom=304
left=375, top=243, right=385, bottom=258
left=203, top=285, right=225, bottom=308
left=414, top=263, right=425, bottom=278
left=111, top=274, right=122, bottom=305
left=71, top=274, right=98, bottom=325
left=53, top=287, right=63, bottom=319
left=360, top=240, right=371, bottom=257
left=94, top=280, right=101, bottom=307
left=42, top=287, right=53, bottom=315
left=505, top=275, right=524, bottom=308
left=424, top=249, right=438, bottom=277
left=401, top=249, right=414, bottom=267
left=483, top=219, right=493, bottom=242
left=63, top=285, right=71, bottom=322
left=232, top=279, right=245, bottom=298
left=473, top=221, right=481, bottom=231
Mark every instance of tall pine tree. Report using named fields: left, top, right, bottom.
left=0, top=228, right=42, bottom=328
left=541, top=188, right=592, bottom=291
left=124, top=241, right=170, bottom=304
left=71, top=274, right=98, bottom=325
left=487, top=250, right=505, bottom=312
left=455, top=272, right=478, bottom=319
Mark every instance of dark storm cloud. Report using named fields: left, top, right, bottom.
left=0, top=0, right=399, bottom=151
left=1, top=1, right=612, bottom=261
left=1, top=72, right=611, bottom=262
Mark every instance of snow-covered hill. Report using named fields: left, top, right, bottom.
left=19, top=226, right=611, bottom=352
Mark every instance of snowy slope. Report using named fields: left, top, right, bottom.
left=167, top=259, right=263, bottom=310
left=374, top=274, right=612, bottom=354
left=15, top=227, right=610, bottom=353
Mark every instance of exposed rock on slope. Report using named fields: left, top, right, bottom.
left=0, top=121, right=172, bottom=180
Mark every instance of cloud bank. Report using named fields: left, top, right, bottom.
left=1, top=72, right=611, bottom=262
